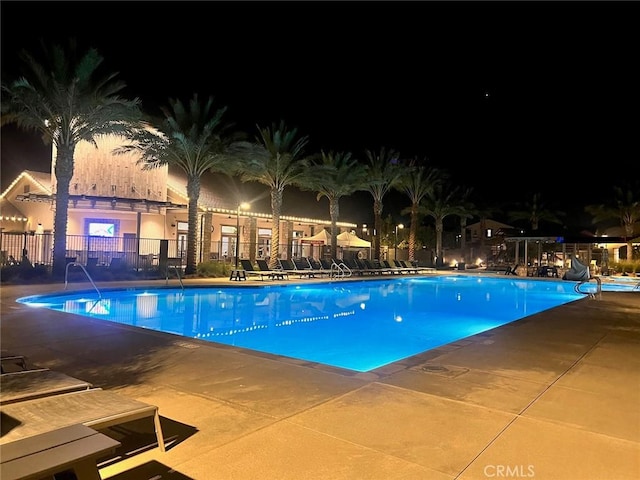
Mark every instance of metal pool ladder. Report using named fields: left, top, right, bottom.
left=165, top=259, right=184, bottom=290
left=330, top=260, right=352, bottom=278
left=574, top=276, right=602, bottom=299
left=64, top=262, right=101, bottom=299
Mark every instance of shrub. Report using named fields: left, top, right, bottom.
left=610, top=260, right=640, bottom=275
left=196, top=261, right=230, bottom=278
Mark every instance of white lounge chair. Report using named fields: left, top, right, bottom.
left=0, top=388, right=165, bottom=452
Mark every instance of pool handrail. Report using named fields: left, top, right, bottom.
left=165, top=259, right=184, bottom=290
left=574, top=276, right=602, bottom=299
left=64, top=262, right=101, bottom=299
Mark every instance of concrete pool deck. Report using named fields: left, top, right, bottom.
left=1, top=276, right=639, bottom=479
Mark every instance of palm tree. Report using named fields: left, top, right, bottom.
left=226, top=121, right=311, bottom=269
left=116, top=94, right=233, bottom=275
left=508, top=192, right=564, bottom=232
left=456, top=189, right=476, bottom=265
left=396, top=158, right=443, bottom=262
left=422, top=182, right=471, bottom=268
left=508, top=192, right=565, bottom=266
left=362, top=147, right=403, bottom=259
left=304, top=150, right=367, bottom=259
left=585, top=183, right=640, bottom=261
left=1, top=40, right=142, bottom=279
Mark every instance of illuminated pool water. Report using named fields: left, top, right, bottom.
left=17, top=275, right=613, bottom=372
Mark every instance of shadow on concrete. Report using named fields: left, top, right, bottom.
left=98, top=416, right=197, bottom=467
left=102, top=460, right=195, bottom=480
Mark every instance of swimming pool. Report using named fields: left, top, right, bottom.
left=16, top=275, right=628, bottom=372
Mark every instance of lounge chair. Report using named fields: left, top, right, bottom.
left=256, top=259, right=288, bottom=280
left=362, top=259, right=392, bottom=275
left=0, top=353, right=28, bottom=374
left=342, top=258, right=364, bottom=276
left=393, top=259, right=419, bottom=274
left=403, top=260, right=436, bottom=274
left=239, top=259, right=279, bottom=281
left=382, top=260, right=406, bottom=274
left=505, top=265, right=518, bottom=275
left=278, top=259, right=315, bottom=278
left=1, top=368, right=93, bottom=405
left=240, top=259, right=285, bottom=280
left=0, top=423, right=120, bottom=480
left=304, top=257, right=332, bottom=277
left=0, top=388, right=166, bottom=452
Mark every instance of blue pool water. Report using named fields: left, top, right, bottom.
left=16, top=275, right=629, bottom=372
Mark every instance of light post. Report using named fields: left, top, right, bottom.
left=235, top=202, right=250, bottom=268
left=394, top=224, right=404, bottom=261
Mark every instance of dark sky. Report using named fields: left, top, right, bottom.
left=2, top=1, right=639, bottom=227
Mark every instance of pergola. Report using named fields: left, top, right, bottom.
left=504, top=235, right=631, bottom=273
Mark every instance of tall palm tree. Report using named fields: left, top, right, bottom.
left=508, top=192, right=564, bottom=232
left=116, top=94, right=233, bottom=275
left=226, top=121, right=310, bottom=269
left=304, top=150, right=367, bottom=259
left=396, top=158, right=444, bottom=262
left=585, top=183, right=640, bottom=261
left=422, top=182, right=471, bottom=267
left=362, top=147, right=403, bottom=259
left=508, top=192, right=565, bottom=267
left=456, top=189, right=476, bottom=264
left=1, top=40, right=142, bottom=279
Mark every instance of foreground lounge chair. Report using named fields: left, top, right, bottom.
left=0, top=388, right=166, bottom=452
left=0, top=423, right=120, bottom=480
left=0, top=353, right=28, bottom=374
left=1, top=369, right=93, bottom=405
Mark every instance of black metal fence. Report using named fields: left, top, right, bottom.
left=0, top=232, right=363, bottom=270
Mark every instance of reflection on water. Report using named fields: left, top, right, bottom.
left=19, top=276, right=590, bottom=372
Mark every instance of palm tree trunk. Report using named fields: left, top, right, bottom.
left=373, top=200, right=383, bottom=259
left=435, top=218, right=444, bottom=267
left=270, top=188, right=283, bottom=269
left=460, top=218, right=467, bottom=263
left=330, top=198, right=339, bottom=260
left=185, top=176, right=201, bottom=275
left=52, top=145, right=75, bottom=279
left=409, top=203, right=418, bottom=261
left=625, top=223, right=634, bottom=261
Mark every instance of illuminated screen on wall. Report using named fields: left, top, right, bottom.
left=85, top=218, right=119, bottom=237
left=89, top=223, right=115, bottom=237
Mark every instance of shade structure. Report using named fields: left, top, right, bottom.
left=301, top=229, right=332, bottom=245
left=301, top=229, right=371, bottom=248
left=336, top=231, right=371, bottom=248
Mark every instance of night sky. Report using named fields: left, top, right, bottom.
left=2, top=1, right=639, bottom=227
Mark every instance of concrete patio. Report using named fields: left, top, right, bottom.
left=1, top=277, right=638, bottom=480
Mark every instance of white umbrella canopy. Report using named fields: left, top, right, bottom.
left=301, top=229, right=371, bottom=248
left=301, top=229, right=332, bottom=245
left=336, top=231, right=371, bottom=248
